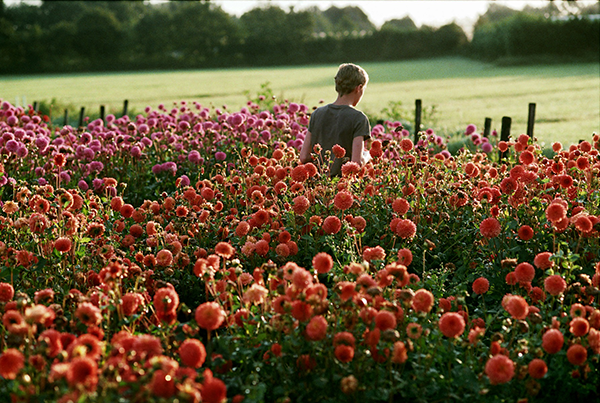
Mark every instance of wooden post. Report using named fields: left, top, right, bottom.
left=78, top=107, right=85, bottom=128
left=414, top=99, right=422, bottom=143
left=483, top=117, right=492, bottom=138
left=527, top=103, right=536, bottom=139
left=63, top=109, right=69, bottom=126
left=499, top=116, right=511, bottom=162
left=122, top=100, right=129, bottom=117
left=100, top=105, right=105, bottom=122
left=33, top=101, right=38, bottom=112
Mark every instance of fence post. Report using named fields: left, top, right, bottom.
left=122, top=100, right=129, bottom=117
left=499, top=116, right=511, bottom=162
left=483, top=117, right=492, bottom=138
left=414, top=99, right=422, bottom=143
left=63, top=109, right=69, bottom=126
left=527, top=103, right=536, bottom=139
left=78, top=107, right=85, bottom=128
left=100, top=105, right=105, bottom=122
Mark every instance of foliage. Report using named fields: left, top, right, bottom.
left=0, top=97, right=599, bottom=402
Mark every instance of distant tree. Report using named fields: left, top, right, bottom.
left=169, top=1, right=241, bottom=67
left=240, top=5, right=315, bottom=65
left=39, top=1, right=90, bottom=28
left=474, top=3, right=520, bottom=29
left=381, top=16, right=418, bottom=32
left=431, top=23, right=468, bottom=54
left=323, top=6, right=375, bottom=34
left=134, top=5, right=174, bottom=63
left=73, top=7, right=124, bottom=68
left=305, top=6, right=334, bottom=35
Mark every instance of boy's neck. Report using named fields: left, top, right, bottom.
left=333, top=85, right=363, bottom=107
left=333, top=93, right=356, bottom=107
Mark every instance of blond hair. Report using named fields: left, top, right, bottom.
left=334, top=63, right=369, bottom=95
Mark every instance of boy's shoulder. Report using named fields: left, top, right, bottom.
left=312, top=104, right=367, bottom=119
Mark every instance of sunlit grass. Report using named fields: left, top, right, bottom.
left=1, top=57, right=598, bottom=145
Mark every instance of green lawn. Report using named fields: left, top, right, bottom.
left=1, top=58, right=598, bottom=146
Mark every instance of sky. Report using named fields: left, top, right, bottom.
left=214, top=0, right=596, bottom=31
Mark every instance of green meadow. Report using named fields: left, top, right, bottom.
left=1, top=57, right=598, bottom=146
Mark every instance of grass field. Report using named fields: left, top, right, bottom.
left=1, top=57, right=598, bottom=146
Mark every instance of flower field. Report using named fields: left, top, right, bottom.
left=0, top=97, right=598, bottom=403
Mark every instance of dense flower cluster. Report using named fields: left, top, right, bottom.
left=0, top=99, right=599, bottom=402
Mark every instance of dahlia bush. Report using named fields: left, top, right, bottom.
left=0, top=98, right=599, bottom=402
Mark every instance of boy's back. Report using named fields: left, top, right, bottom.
left=308, top=104, right=370, bottom=177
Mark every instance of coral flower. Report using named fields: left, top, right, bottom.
left=438, top=312, right=465, bottom=338
left=397, top=249, right=413, bottom=266
left=333, top=190, right=353, bottom=211
left=567, top=344, right=587, bottom=366
left=514, top=262, right=535, bottom=283
left=472, top=277, right=490, bottom=295
left=156, top=249, right=174, bottom=267
left=120, top=203, right=135, bottom=219
left=391, top=341, right=408, bottom=364
left=54, top=237, right=72, bottom=253
left=313, top=252, right=334, bottom=274
left=291, top=165, right=308, bottom=182
left=179, top=339, right=207, bottom=368
left=528, top=359, right=547, bottom=379
left=502, top=294, right=528, bottom=320
left=201, top=369, right=228, bottom=403
left=332, top=144, right=346, bottom=159
left=305, top=315, right=328, bottom=341
left=485, top=354, right=515, bottom=385
left=569, top=317, right=590, bottom=337
left=400, top=138, right=413, bottom=152
left=479, top=217, right=501, bottom=238
left=573, top=215, right=593, bottom=233
left=544, top=275, right=566, bottom=296
left=392, top=198, right=410, bottom=215
left=151, top=369, right=176, bottom=398
left=363, top=246, right=386, bottom=262
left=195, top=302, right=225, bottom=331
left=121, top=292, right=144, bottom=316
left=322, top=216, right=342, bottom=235
left=407, top=323, right=423, bottom=339
left=334, top=345, right=354, bottom=363
left=67, top=356, right=98, bottom=391
left=412, top=289, right=434, bottom=313
left=235, top=221, right=250, bottom=237
left=291, top=300, right=313, bottom=322
left=375, top=310, right=397, bottom=331
left=517, top=225, right=534, bottom=241
left=545, top=203, right=566, bottom=223
left=0, top=348, right=24, bottom=379
left=154, top=287, right=179, bottom=322
left=0, top=282, right=15, bottom=302
left=243, top=283, right=268, bottom=305
left=542, top=328, right=564, bottom=354
left=75, top=302, right=102, bottom=326
left=215, top=242, right=235, bottom=259
left=393, top=218, right=417, bottom=239
left=533, top=252, right=554, bottom=269
left=292, top=195, right=310, bottom=215
left=333, top=331, right=356, bottom=348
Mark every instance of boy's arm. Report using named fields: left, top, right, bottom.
left=351, top=135, right=366, bottom=164
left=299, top=131, right=313, bottom=163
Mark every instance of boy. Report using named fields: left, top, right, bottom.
left=299, top=63, right=371, bottom=177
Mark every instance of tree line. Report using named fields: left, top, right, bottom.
left=0, top=0, right=598, bottom=75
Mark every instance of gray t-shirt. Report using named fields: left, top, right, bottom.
left=307, top=104, right=371, bottom=177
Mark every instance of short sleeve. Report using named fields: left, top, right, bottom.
left=353, top=113, right=371, bottom=140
